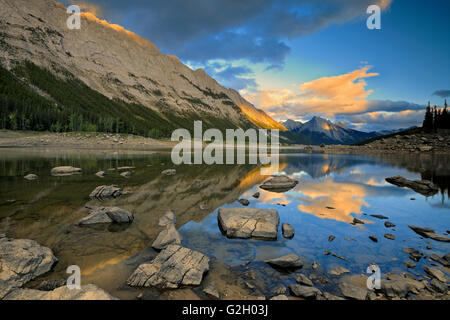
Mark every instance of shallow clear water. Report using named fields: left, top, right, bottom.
left=0, top=148, right=449, bottom=299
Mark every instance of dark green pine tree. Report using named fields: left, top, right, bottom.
left=422, top=101, right=433, bottom=131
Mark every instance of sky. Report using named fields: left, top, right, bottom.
left=60, top=0, right=450, bottom=131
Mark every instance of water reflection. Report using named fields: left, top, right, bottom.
left=0, top=149, right=448, bottom=299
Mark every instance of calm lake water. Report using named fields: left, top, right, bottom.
left=0, top=148, right=449, bottom=299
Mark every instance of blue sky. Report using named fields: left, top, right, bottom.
left=61, top=0, right=450, bottom=131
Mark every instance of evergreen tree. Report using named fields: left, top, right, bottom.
left=423, top=102, right=433, bottom=131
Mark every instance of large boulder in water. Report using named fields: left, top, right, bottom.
left=218, top=208, right=279, bottom=240
left=259, top=175, right=298, bottom=193
left=127, top=245, right=210, bottom=289
left=385, top=176, right=438, bottom=196
left=0, top=237, right=58, bottom=299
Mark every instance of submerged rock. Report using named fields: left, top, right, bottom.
left=282, top=223, right=295, bottom=239
left=78, top=207, right=133, bottom=225
left=384, top=234, right=396, bottom=240
left=50, top=166, right=82, bottom=176
left=370, top=214, right=389, bottom=220
left=159, top=210, right=176, bottom=227
left=330, top=267, right=350, bottom=276
left=218, top=208, right=279, bottom=240
left=0, top=237, right=58, bottom=299
left=259, top=175, right=298, bottom=193
left=409, top=225, right=450, bottom=242
left=5, top=284, right=117, bottom=300
left=402, top=248, right=423, bottom=262
left=89, top=185, right=123, bottom=199
left=252, top=192, right=260, bottom=199
left=203, top=283, right=220, bottom=300
left=34, top=279, right=66, bottom=291
left=24, top=174, right=38, bottom=181
left=369, top=235, right=378, bottom=243
left=265, top=254, right=303, bottom=269
left=385, top=176, right=438, bottom=196
left=294, top=273, right=313, bottom=286
left=127, top=245, right=210, bottom=289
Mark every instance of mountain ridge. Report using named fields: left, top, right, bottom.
left=282, top=116, right=380, bottom=145
left=0, top=0, right=286, bottom=135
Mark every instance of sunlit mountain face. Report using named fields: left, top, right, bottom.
left=282, top=117, right=379, bottom=145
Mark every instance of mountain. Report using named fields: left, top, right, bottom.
left=282, top=119, right=303, bottom=131
left=0, top=0, right=285, bottom=137
left=283, top=116, right=379, bottom=145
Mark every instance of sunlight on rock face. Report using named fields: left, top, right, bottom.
left=81, top=12, right=157, bottom=49
left=297, top=179, right=369, bottom=223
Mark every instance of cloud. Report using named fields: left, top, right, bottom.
left=246, top=66, right=379, bottom=118
left=244, top=65, right=426, bottom=131
left=61, top=0, right=391, bottom=67
left=342, top=110, right=424, bottom=131
left=433, top=90, right=450, bottom=98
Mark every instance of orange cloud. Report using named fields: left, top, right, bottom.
left=245, top=66, right=379, bottom=119
left=297, top=179, right=369, bottom=223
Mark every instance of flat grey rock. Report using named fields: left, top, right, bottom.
left=78, top=207, right=133, bottom=225
left=0, top=237, right=57, bottom=299
left=265, top=254, right=303, bottom=269
left=89, top=185, right=122, bottom=199
left=338, top=281, right=367, bottom=300
left=50, top=166, right=82, bottom=176
left=127, top=245, right=210, bottom=289
left=218, top=208, right=279, bottom=240
left=289, top=284, right=321, bottom=299
left=424, top=266, right=448, bottom=283
left=259, top=175, right=298, bottom=193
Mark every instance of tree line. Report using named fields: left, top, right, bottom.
left=0, top=62, right=175, bottom=138
left=423, top=100, right=450, bottom=131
